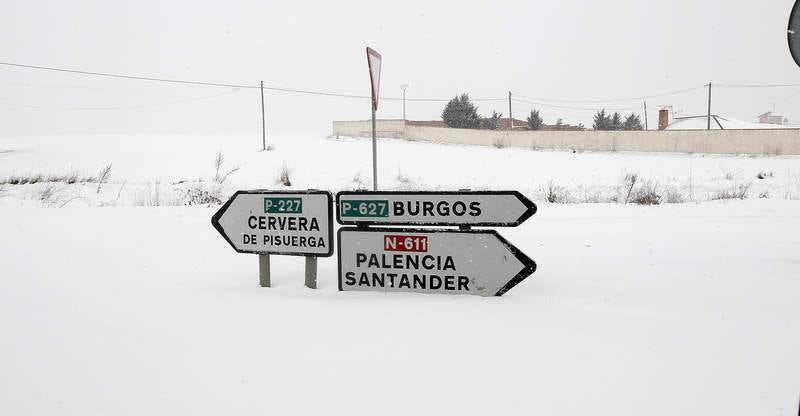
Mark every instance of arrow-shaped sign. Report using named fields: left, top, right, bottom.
left=337, top=227, right=536, bottom=296
left=336, top=190, right=537, bottom=227
left=211, top=190, right=334, bottom=257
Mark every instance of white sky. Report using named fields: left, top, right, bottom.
left=2, top=0, right=799, bottom=136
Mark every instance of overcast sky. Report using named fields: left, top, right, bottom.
left=2, top=0, right=799, bottom=137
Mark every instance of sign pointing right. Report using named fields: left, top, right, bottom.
left=338, top=227, right=536, bottom=296
left=337, top=190, right=537, bottom=226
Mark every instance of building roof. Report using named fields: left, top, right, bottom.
left=666, top=115, right=795, bottom=130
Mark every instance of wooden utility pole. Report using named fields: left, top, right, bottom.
left=643, top=101, right=648, bottom=130
left=707, top=82, right=712, bottom=131
left=260, top=81, right=266, bottom=151
left=508, top=91, right=513, bottom=131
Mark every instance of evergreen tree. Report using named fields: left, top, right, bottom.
left=611, top=112, right=623, bottom=130
left=480, top=111, right=503, bottom=130
left=441, top=93, right=481, bottom=129
left=593, top=109, right=613, bottom=130
left=527, top=109, right=544, bottom=130
left=622, top=113, right=644, bottom=130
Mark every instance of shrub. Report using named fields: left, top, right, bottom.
left=480, top=111, right=502, bottom=130
left=277, top=164, right=292, bottom=187
left=527, top=109, right=544, bottom=130
left=711, top=183, right=751, bottom=200
left=545, top=181, right=571, bottom=203
left=441, top=93, right=481, bottom=129
left=96, top=164, right=112, bottom=194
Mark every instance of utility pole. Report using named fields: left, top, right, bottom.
left=401, top=84, right=408, bottom=120
left=707, top=82, right=712, bottom=131
left=643, top=101, right=648, bottom=130
left=508, top=91, right=513, bottom=131
left=260, top=80, right=266, bottom=151
left=372, top=105, right=377, bottom=191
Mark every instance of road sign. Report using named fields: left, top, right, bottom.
left=366, top=47, right=382, bottom=111
left=212, top=190, right=333, bottom=257
left=336, top=190, right=537, bottom=227
left=337, top=227, right=536, bottom=296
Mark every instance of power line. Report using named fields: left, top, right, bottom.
left=715, top=83, right=800, bottom=88
left=0, top=61, right=504, bottom=102
left=0, top=89, right=241, bottom=111
left=512, top=98, right=644, bottom=112
left=514, top=85, right=706, bottom=104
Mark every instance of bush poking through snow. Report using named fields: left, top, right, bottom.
left=493, top=138, right=506, bottom=149
left=622, top=174, right=638, bottom=204
left=757, top=171, right=773, bottom=180
left=277, top=164, right=292, bottom=187
left=96, top=164, right=112, bottom=194
left=213, top=151, right=240, bottom=184
left=711, top=183, right=751, bottom=200
left=37, top=184, right=64, bottom=207
left=629, top=181, right=661, bottom=205
left=545, top=181, right=571, bottom=203
left=662, top=187, right=686, bottom=204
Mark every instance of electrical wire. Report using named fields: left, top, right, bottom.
left=514, top=85, right=706, bottom=104
left=0, top=61, right=504, bottom=102
left=512, top=97, right=644, bottom=112
left=715, top=83, right=800, bottom=88
left=0, top=89, right=241, bottom=111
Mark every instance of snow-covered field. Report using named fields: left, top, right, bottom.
left=1, top=134, right=798, bottom=415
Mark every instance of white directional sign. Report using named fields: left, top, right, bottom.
left=212, top=190, right=333, bottom=257
left=336, top=191, right=537, bottom=226
left=337, top=227, right=536, bottom=296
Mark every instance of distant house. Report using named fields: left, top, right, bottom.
left=665, top=115, right=794, bottom=130
left=758, top=111, right=788, bottom=126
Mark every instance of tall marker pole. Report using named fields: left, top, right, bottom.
left=508, top=91, right=513, bottom=130
left=366, top=47, right=382, bottom=191
left=372, top=106, right=377, bottom=190
left=643, top=101, right=648, bottom=130
left=260, top=80, right=266, bottom=151
left=706, top=82, right=712, bottom=131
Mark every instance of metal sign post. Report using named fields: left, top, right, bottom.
left=366, top=47, right=382, bottom=191
left=211, top=190, right=333, bottom=288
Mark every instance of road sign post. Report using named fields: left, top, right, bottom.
left=212, top=190, right=333, bottom=287
left=366, top=47, right=382, bottom=191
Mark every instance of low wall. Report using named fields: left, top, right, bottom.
left=332, top=120, right=800, bottom=155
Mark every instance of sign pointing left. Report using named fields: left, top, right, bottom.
left=211, top=190, right=334, bottom=257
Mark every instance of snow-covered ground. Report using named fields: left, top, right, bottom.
left=1, top=134, right=799, bottom=206
left=0, top=134, right=798, bottom=415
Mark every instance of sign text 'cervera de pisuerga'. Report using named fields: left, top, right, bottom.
left=212, top=190, right=333, bottom=257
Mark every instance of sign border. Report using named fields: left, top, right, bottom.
left=335, top=190, right=537, bottom=227
left=211, top=189, right=334, bottom=257
left=336, top=226, right=537, bottom=296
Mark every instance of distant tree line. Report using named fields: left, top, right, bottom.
left=592, top=109, right=643, bottom=130
left=441, top=94, right=640, bottom=131
left=441, top=93, right=586, bottom=131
